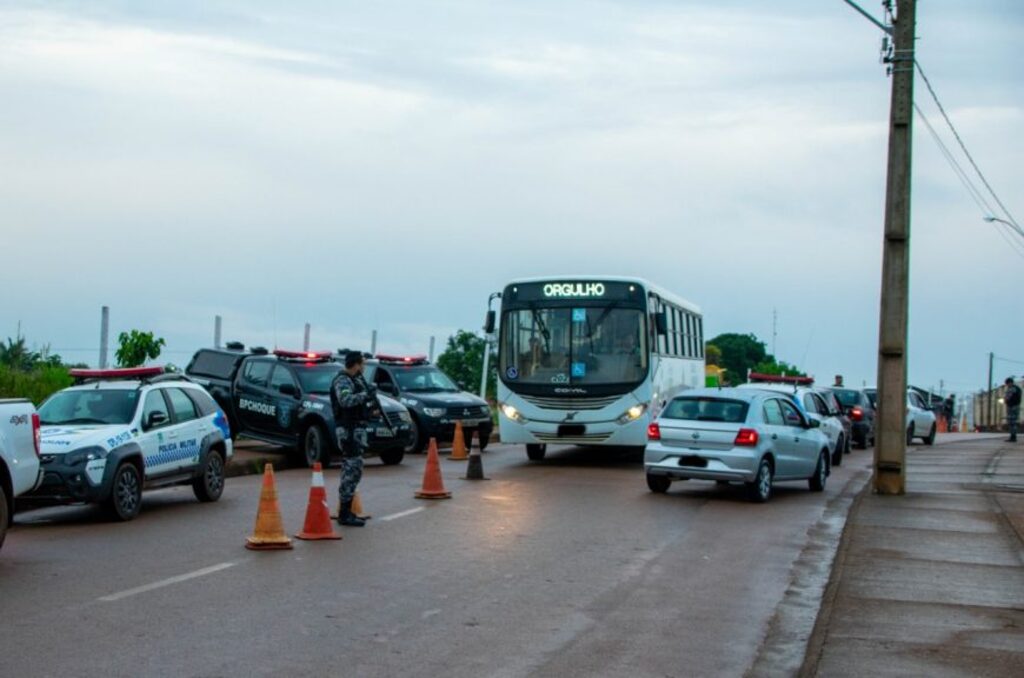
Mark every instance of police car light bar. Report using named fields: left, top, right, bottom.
left=273, top=349, right=334, bottom=361
left=69, top=367, right=166, bottom=380
left=376, top=354, right=429, bottom=364
left=748, top=372, right=814, bottom=386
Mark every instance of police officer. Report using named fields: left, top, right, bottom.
left=1005, top=377, right=1021, bottom=443
left=331, top=352, right=378, bottom=527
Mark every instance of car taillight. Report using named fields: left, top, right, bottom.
left=734, top=428, right=759, bottom=447
left=851, top=407, right=864, bottom=421
left=647, top=422, right=661, bottom=441
left=32, top=412, right=41, bottom=457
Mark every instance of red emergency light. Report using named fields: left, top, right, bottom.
left=69, top=367, right=166, bottom=380
left=748, top=372, right=815, bottom=386
left=376, top=354, right=428, bottom=364
left=273, top=349, right=334, bottom=362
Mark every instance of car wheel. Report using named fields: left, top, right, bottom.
left=923, top=424, right=936, bottom=446
left=378, top=448, right=404, bottom=465
left=303, top=424, right=330, bottom=468
left=809, top=450, right=828, bottom=492
left=0, top=483, right=8, bottom=551
left=403, top=417, right=425, bottom=454
left=107, top=462, right=142, bottom=521
left=646, top=473, right=671, bottom=493
left=526, top=444, right=547, bottom=461
left=831, top=435, right=844, bottom=467
left=906, top=424, right=915, bottom=446
left=192, top=451, right=226, bottom=502
left=746, top=458, right=773, bottom=503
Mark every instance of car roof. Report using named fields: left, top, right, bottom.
left=63, top=379, right=196, bottom=392
left=672, top=388, right=767, bottom=403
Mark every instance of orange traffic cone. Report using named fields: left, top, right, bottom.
left=415, top=438, right=452, bottom=500
left=296, top=463, right=342, bottom=541
left=448, top=421, right=469, bottom=461
left=245, top=464, right=294, bottom=551
left=464, top=432, right=489, bottom=481
left=333, top=490, right=371, bottom=521
left=938, top=417, right=948, bottom=434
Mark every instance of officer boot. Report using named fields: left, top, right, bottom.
left=339, top=501, right=366, bottom=527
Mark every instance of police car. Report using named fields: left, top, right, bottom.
left=22, top=367, right=233, bottom=521
left=185, top=347, right=413, bottom=467
left=362, top=354, right=494, bottom=454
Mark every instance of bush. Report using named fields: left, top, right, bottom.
left=0, top=365, right=73, bottom=406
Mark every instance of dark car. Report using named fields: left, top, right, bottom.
left=361, top=354, right=493, bottom=454
left=830, top=387, right=876, bottom=448
left=185, top=345, right=413, bottom=467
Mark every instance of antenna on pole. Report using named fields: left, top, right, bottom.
left=772, top=308, right=778, bottom=358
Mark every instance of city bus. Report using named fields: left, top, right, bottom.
left=490, top=276, right=705, bottom=460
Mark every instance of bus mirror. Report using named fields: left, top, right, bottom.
left=483, top=310, right=496, bottom=335
left=654, top=311, right=668, bottom=335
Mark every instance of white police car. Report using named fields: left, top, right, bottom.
left=22, top=367, right=233, bottom=521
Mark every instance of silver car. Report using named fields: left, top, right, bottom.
left=644, top=388, right=832, bottom=502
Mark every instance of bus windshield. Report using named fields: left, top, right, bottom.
left=500, top=306, right=648, bottom=387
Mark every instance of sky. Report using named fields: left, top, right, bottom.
left=1, top=0, right=1022, bottom=396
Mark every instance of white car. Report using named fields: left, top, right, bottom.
left=0, top=398, right=42, bottom=550
left=737, top=383, right=847, bottom=467
left=22, top=368, right=233, bottom=521
left=907, top=390, right=937, bottom=445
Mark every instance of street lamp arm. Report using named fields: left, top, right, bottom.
left=841, top=0, right=893, bottom=35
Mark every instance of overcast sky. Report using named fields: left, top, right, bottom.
left=1, top=0, right=1021, bottom=394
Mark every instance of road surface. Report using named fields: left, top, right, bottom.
left=1, top=443, right=872, bottom=677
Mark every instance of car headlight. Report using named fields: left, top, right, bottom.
left=617, top=403, right=647, bottom=424
left=64, top=446, right=108, bottom=466
left=422, top=407, right=446, bottom=418
left=500, top=403, right=525, bottom=423
left=397, top=411, right=412, bottom=423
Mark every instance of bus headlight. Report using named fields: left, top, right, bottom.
left=617, top=404, right=647, bottom=424
left=500, top=403, right=525, bottom=423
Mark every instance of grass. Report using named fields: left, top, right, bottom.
left=0, top=365, right=73, bottom=406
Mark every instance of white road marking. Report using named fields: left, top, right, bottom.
left=379, top=507, right=425, bottom=522
left=97, top=562, right=236, bottom=602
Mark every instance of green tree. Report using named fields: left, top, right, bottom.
left=436, top=330, right=497, bottom=400
left=707, top=333, right=769, bottom=385
left=752, top=359, right=807, bottom=377
left=115, top=330, right=166, bottom=367
left=0, top=336, right=38, bottom=371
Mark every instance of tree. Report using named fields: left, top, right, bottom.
left=705, top=343, right=723, bottom=367
left=707, top=333, right=769, bottom=385
left=0, top=336, right=37, bottom=371
left=436, top=330, right=497, bottom=400
left=115, top=330, right=166, bottom=368
left=752, top=359, right=807, bottom=378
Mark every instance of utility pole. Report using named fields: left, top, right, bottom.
left=873, top=0, right=916, bottom=495
left=303, top=323, right=311, bottom=352
left=214, top=315, right=222, bottom=349
left=772, top=308, right=778, bottom=358
left=99, top=306, right=110, bottom=369
left=428, top=336, right=436, bottom=362
left=370, top=330, right=378, bottom=356
left=987, top=351, right=994, bottom=430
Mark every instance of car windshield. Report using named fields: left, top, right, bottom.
left=294, top=364, right=343, bottom=394
left=832, top=389, right=862, bottom=407
left=391, top=365, right=459, bottom=393
left=500, top=306, right=648, bottom=387
left=38, top=389, right=140, bottom=426
left=662, top=397, right=749, bottom=423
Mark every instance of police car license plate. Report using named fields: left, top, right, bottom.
left=376, top=427, right=394, bottom=438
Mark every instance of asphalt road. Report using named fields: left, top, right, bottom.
left=1, top=443, right=873, bottom=678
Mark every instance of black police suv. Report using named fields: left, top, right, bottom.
left=185, top=345, right=413, bottom=467
left=361, top=354, right=493, bottom=454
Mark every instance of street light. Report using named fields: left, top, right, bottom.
left=983, top=215, right=1013, bottom=226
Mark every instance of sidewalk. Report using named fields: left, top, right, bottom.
left=801, top=437, right=1024, bottom=677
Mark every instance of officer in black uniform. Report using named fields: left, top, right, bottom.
left=331, top=352, right=378, bottom=527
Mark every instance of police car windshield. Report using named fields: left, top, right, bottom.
left=39, top=389, right=140, bottom=426
left=392, top=366, right=459, bottom=393
left=294, top=364, right=343, bottom=394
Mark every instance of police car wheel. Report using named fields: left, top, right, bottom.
left=403, top=418, right=425, bottom=454
left=0, top=484, right=8, bottom=550
left=526, top=444, right=547, bottom=461
left=303, top=424, right=330, bottom=469
left=831, top=435, right=844, bottom=467
left=107, top=462, right=142, bottom=521
left=378, top=448, right=404, bottom=466
left=193, top=451, right=225, bottom=503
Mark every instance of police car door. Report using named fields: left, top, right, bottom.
left=162, top=388, right=206, bottom=471
left=236, top=361, right=276, bottom=434
left=137, top=389, right=183, bottom=478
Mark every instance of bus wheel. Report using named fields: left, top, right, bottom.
left=526, top=444, right=547, bottom=461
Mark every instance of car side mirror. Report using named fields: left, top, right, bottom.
left=806, top=418, right=821, bottom=429
left=279, top=383, right=299, bottom=397
left=483, top=310, right=496, bottom=335
left=146, top=411, right=168, bottom=429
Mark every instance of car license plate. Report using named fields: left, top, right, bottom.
left=376, top=427, right=394, bottom=438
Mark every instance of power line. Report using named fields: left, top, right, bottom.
left=914, top=60, right=1022, bottom=234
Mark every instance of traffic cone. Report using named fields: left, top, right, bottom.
left=464, top=432, right=489, bottom=481
left=333, top=490, right=371, bottom=521
left=448, top=421, right=469, bottom=461
left=245, top=464, right=294, bottom=551
left=415, top=438, right=452, bottom=500
left=938, top=417, right=948, bottom=434
left=961, top=412, right=969, bottom=433
left=296, top=463, right=342, bottom=541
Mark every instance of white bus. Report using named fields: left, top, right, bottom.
left=490, top=276, right=705, bottom=460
